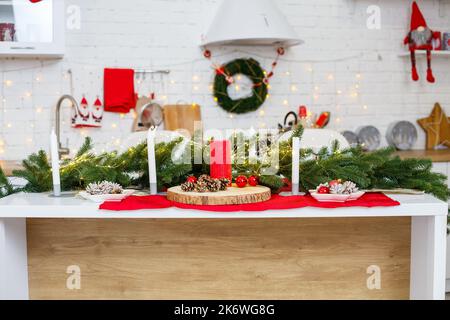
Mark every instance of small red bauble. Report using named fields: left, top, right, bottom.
left=317, top=186, right=330, bottom=194
left=248, top=176, right=258, bottom=187
left=235, top=176, right=248, bottom=188
left=186, top=176, right=197, bottom=184
left=277, top=47, right=285, bottom=55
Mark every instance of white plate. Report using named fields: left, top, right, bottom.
left=78, top=189, right=136, bottom=203
left=347, top=191, right=365, bottom=201
left=309, top=191, right=366, bottom=203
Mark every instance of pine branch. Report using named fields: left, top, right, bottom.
left=75, top=137, right=94, bottom=158
left=0, top=167, right=17, bottom=198
left=259, top=175, right=285, bottom=193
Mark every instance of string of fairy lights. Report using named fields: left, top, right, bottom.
left=0, top=50, right=367, bottom=155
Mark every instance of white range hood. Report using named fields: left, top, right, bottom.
left=202, top=0, right=302, bottom=47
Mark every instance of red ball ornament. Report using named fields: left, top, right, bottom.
left=317, top=186, right=330, bottom=194
left=186, top=176, right=197, bottom=184
left=248, top=176, right=258, bottom=187
left=235, top=176, right=248, bottom=188
left=277, top=47, right=285, bottom=56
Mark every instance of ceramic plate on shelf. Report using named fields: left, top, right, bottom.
left=78, top=190, right=136, bottom=203
left=309, top=191, right=365, bottom=203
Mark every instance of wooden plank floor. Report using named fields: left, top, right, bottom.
left=27, top=217, right=411, bottom=300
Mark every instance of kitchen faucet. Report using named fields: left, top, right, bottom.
left=55, top=95, right=77, bottom=159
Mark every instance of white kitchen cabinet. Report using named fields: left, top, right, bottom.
left=0, top=0, right=64, bottom=57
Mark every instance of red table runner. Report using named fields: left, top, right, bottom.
left=99, top=193, right=400, bottom=212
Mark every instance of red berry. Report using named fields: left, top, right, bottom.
left=235, top=176, right=248, bottom=188
left=248, top=176, right=258, bottom=187
left=317, top=186, right=330, bottom=194
left=186, top=176, right=197, bottom=184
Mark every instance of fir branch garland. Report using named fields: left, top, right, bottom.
left=0, top=127, right=448, bottom=202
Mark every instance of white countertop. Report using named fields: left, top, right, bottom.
left=0, top=192, right=447, bottom=219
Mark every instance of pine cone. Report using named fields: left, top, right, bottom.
left=195, top=181, right=209, bottom=193
left=86, top=182, right=101, bottom=195
left=198, top=175, right=211, bottom=183
left=206, top=179, right=221, bottom=192
left=110, top=183, right=123, bottom=194
left=86, top=181, right=123, bottom=195
left=342, top=181, right=358, bottom=194
left=330, top=183, right=345, bottom=195
left=181, top=182, right=196, bottom=192
left=218, top=178, right=230, bottom=191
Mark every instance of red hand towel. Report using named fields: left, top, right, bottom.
left=103, top=68, right=137, bottom=113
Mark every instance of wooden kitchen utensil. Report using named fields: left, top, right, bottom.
left=163, top=104, right=201, bottom=136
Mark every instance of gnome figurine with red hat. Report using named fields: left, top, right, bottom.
left=404, top=1, right=438, bottom=83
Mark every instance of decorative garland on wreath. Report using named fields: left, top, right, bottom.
left=213, top=58, right=269, bottom=114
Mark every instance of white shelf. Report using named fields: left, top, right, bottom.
left=399, top=50, right=450, bottom=57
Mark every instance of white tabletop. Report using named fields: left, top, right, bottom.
left=0, top=192, right=447, bottom=219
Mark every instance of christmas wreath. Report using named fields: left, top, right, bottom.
left=213, top=58, right=268, bottom=114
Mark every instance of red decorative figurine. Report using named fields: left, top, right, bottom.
left=404, top=1, right=439, bottom=83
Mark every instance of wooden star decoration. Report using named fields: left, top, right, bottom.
left=417, top=103, right=450, bottom=150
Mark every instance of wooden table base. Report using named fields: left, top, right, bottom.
left=26, top=218, right=411, bottom=300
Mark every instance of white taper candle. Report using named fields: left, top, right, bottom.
left=292, top=137, right=300, bottom=196
left=147, top=127, right=158, bottom=195
left=50, top=128, right=61, bottom=197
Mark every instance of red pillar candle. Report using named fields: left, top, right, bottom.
left=210, top=140, right=232, bottom=182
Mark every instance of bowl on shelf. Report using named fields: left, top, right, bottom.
left=309, top=190, right=365, bottom=203
left=78, top=189, right=136, bottom=203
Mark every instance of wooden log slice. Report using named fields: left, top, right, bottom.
left=167, top=186, right=272, bottom=206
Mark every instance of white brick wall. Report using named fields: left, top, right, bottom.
left=1, top=0, right=450, bottom=160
